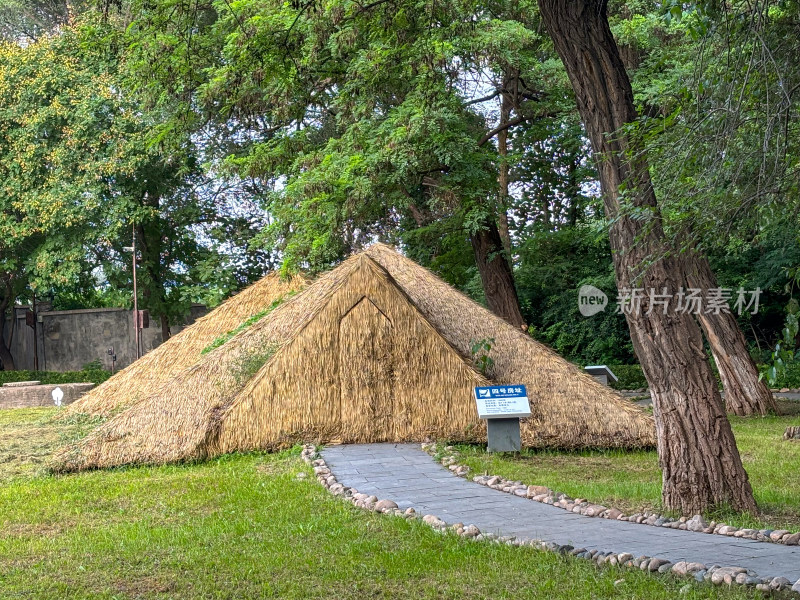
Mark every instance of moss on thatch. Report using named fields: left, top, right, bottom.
left=59, top=273, right=306, bottom=419
left=201, top=292, right=299, bottom=355
left=52, top=245, right=654, bottom=473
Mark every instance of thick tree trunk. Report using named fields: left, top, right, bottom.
left=470, top=220, right=526, bottom=329
left=682, top=253, right=776, bottom=416
left=538, top=0, right=756, bottom=514
left=0, top=301, right=16, bottom=371
left=497, top=83, right=513, bottom=260
left=136, top=222, right=171, bottom=343
left=160, top=313, right=170, bottom=343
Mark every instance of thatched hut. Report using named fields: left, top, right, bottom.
left=61, top=272, right=306, bottom=419
left=53, top=245, right=654, bottom=472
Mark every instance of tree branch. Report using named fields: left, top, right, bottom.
left=477, top=116, right=525, bottom=147
left=465, top=90, right=501, bottom=106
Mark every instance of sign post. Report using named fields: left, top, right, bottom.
left=474, top=385, right=531, bottom=452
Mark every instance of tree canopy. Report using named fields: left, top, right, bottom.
left=0, top=0, right=798, bottom=376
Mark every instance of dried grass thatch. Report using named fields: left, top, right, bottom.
left=53, top=245, right=654, bottom=472
left=362, top=244, right=655, bottom=449
left=60, top=273, right=306, bottom=419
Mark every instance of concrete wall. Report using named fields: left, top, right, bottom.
left=0, top=382, right=95, bottom=409
left=2, top=305, right=206, bottom=372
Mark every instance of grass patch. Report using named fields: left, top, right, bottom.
left=0, top=408, right=762, bottom=599
left=453, top=406, right=800, bottom=531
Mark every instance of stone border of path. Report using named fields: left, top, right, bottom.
left=425, top=443, right=800, bottom=548
left=619, top=388, right=800, bottom=394
left=301, top=443, right=800, bottom=596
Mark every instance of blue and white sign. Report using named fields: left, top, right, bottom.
left=474, top=385, right=531, bottom=419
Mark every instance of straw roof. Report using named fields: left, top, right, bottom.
left=53, top=245, right=654, bottom=472
left=362, top=244, right=655, bottom=449
left=61, top=272, right=306, bottom=419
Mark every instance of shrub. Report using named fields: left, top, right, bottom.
left=607, top=365, right=648, bottom=390
left=607, top=362, right=800, bottom=391
left=766, top=362, right=800, bottom=388
left=0, top=369, right=111, bottom=387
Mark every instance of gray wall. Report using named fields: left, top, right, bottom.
left=0, top=382, right=95, bottom=409
left=2, top=305, right=206, bottom=372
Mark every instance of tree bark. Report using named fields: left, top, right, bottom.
left=682, top=252, right=777, bottom=416
left=160, top=313, right=171, bottom=344
left=537, top=0, right=756, bottom=514
left=0, top=297, right=16, bottom=371
left=136, top=222, right=171, bottom=343
left=470, top=220, right=526, bottom=329
left=497, top=81, right=513, bottom=261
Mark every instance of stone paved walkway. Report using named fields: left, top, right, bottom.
left=321, top=443, right=800, bottom=582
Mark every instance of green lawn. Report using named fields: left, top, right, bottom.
left=453, top=401, right=800, bottom=532
left=0, top=408, right=765, bottom=599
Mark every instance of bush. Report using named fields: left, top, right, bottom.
left=608, top=362, right=800, bottom=391
left=607, top=365, right=648, bottom=390
left=0, top=369, right=111, bottom=387
left=765, top=362, right=800, bottom=389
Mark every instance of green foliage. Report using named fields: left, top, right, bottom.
left=0, top=25, right=115, bottom=312
left=625, top=1, right=800, bottom=264
left=0, top=0, right=83, bottom=42
left=0, top=12, right=264, bottom=346
left=81, top=359, right=103, bottom=371
left=120, top=0, right=565, bottom=274
left=606, top=365, right=648, bottom=390
left=761, top=299, right=800, bottom=386
left=0, top=369, right=111, bottom=386
left=516, top=226, right=636, bottom=365
left=764, top=363, right=800, bottom=389
left=470, top=337, right=495, bottom=376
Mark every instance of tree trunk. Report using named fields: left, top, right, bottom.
left=497, top=82, right=513, bottom=261
left=682, top=253, right=777, bottom=416
left=136, top=222, right=171, bottom=343
left=566, top=157, right=582, bottom=227
left=470, top=220, right=526, bottom=329
left=537, top=0, right=756, bottom=514
left=160, top=313, right=170, bottom=343
left=0, top=300, right=16, bottom=371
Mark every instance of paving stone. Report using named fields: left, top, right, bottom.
left=322, top=443, right=800, bottom=583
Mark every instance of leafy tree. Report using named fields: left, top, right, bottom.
left=0, top=0, right=85, bottom=42
left=537, top=0, right=757, bottom=513
left=114, top=0, right=587, bottom=327
left=0, top=26, right=117, bottom=367
left=516, top=226, right=636, bottom=364
left=0, top=17, right=241, bottom=368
